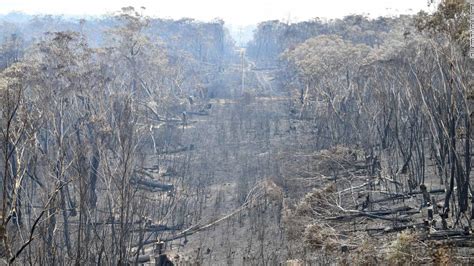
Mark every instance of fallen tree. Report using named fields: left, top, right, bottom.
left=131, top=176, right=174, bottom=192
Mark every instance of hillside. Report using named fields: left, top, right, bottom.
left=0, top=2, right=473, bottom=265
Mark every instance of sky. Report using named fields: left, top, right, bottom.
left=0, top=0, right=436, bottom=26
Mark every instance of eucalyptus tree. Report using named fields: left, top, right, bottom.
left=284, top=35, right=371, bottom=147
left=412, top=0, right=473, bottom=225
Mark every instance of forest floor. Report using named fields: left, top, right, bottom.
left=164, top=90, right=291, bottom=265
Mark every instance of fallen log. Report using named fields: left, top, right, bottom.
left=141, top=165, right=160, bottom=173
left=131, top=177, right=174, bottom=192
left=382, top=223, right=425, bottom=233
left=361, top=212, right=411, bottom=222
left=326, top=206, right=413, bottom=221
left=342, top=223, right=425, bottom=234
left=361, top=194, right=410, bottom=206
left=430, top=238, right=474, bottom=247
left=157, top=145, right=195, bottom=155
left=356, top=188, right=445, bottom=207
left=129, top=255, right=150, bottom=263
left=133, top=224, right=182, bottom=233
left=425, top=230, right=470, bottom=240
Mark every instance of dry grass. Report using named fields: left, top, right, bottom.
left=352, top=238, right=380, bottom=265
left=304, top=223, right=340, bottom=251
left=295, top=184, right=338, bottom=217
left=312, top=145, right=360, bottom=176
left=386, top=231, right=420, bottom=265
left=430, top=243, right=455, bottom=265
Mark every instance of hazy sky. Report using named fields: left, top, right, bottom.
left=0, top=0, right=435, bottom=25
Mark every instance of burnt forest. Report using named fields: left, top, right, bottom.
left=1, top=1, right=474, bottom=265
